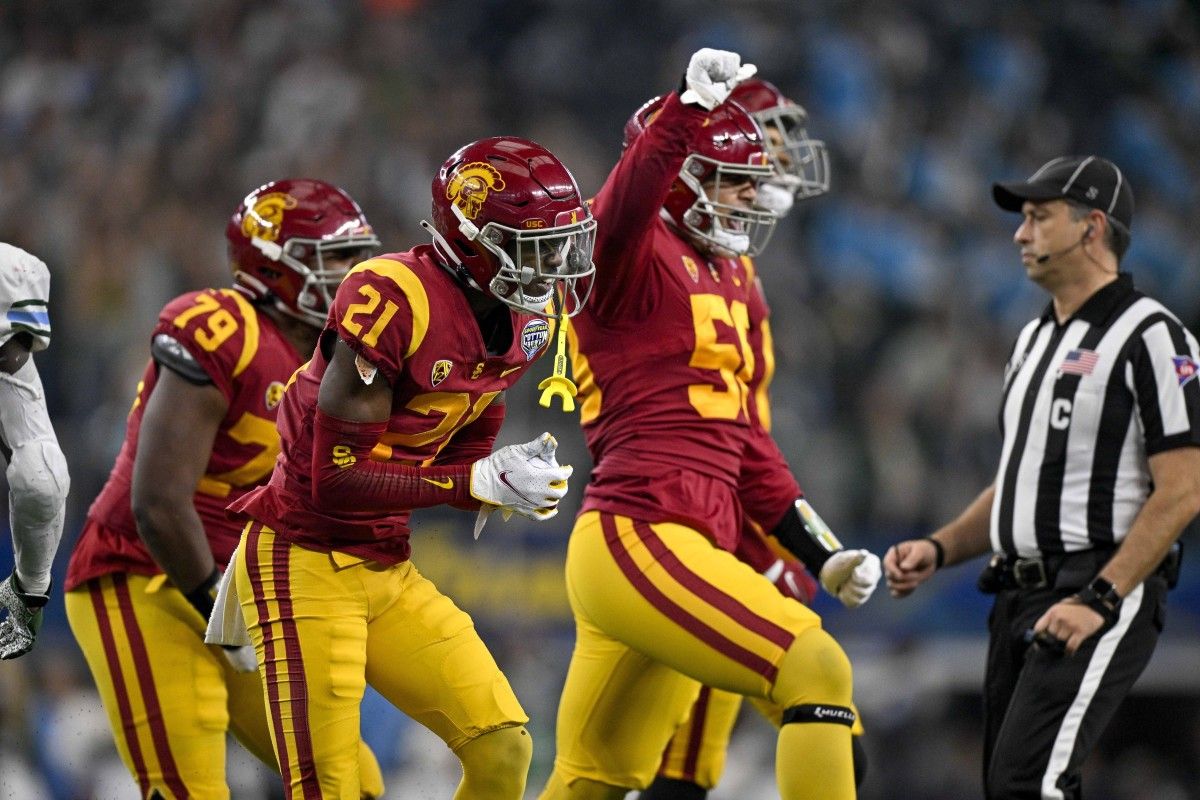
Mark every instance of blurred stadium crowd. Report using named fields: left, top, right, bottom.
left=1, top=0, right=1199, bottom=797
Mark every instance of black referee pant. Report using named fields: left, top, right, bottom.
left=983, top=574, right=1166, bottom=799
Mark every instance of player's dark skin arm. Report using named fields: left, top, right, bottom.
left=131, top=369, right=225, bottom=593
left=0, top=333, right=33, bottom=375
left=317, top=337, right=394, bottom=423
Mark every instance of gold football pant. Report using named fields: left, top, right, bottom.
left=233, top=523, right=529, bottom=800
left=658, top=690, right=866, bottom=789
left=65, top=572, right=384, bottom=800
left=543, top=512, right=855, bottom=799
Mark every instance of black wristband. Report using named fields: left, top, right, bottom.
left=923, top=537, right=946, bottom=570
left=1073, top=577, right=1121, bottom=626
left=183, top=568, right=221, bottom=622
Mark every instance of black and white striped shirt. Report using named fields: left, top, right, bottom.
left=992, top=274, right=1200, bottom=557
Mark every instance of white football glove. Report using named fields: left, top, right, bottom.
left=679, top=48, right=757, bottom=111
left=819, top=549, right=882, bottom=609
left=471, top=433, right=572, bottom=522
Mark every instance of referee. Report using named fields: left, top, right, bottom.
left=884, top=155, right=1200, bottom=800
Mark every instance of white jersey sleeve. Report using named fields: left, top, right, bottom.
left=0, top=243, right=52, bottom=352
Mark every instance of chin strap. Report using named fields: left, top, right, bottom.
left=538, top=290, right=578, bottom=412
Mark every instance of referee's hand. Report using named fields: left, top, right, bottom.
left=883, top=539, right=938, bottom=598
left=1032, top=600, right=1106, bottom=656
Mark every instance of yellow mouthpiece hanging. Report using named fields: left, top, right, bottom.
left=538, top=302, right=577, bottom=412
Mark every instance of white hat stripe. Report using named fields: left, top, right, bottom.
left=1108, top=162, right=1124, bottom=215
left=1061, top=156, right=1095, bottom=193
left=1029, top=156, right=1070, bottom=181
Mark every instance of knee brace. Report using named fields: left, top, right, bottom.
left=772, top=627, right=854, bottom=727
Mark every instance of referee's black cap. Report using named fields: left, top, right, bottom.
left=993, top=156, right=1134, bottom=242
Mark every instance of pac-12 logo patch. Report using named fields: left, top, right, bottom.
left=264, top=381, right=286, bottom=410
left=431, top=359, right=453, bottom=387
left=521, top=319, right=550, bottom=360
left=1173, top=355, right=1198, bottom=387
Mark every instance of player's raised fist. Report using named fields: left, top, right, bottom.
left=470, top=433, right=573, bottom=521
left=680, top=48, right=757, bottom=111
left=819, top=549, right=882, bottom=608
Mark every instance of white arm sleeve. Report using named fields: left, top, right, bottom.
left=0, top=358, right=68, bottom=593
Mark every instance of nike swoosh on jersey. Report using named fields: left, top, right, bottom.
left=500, top=366, right=523, bottom=376
left=421, top=477, right=455, bottom=490
left=498, top=471, right=537, bottom=505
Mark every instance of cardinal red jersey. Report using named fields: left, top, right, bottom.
left=66, top=289, right=301, bottom=590
left=569, top=94, right=762, bottom=550
left=737, top=264, right=801, bottom=531
left=229, top=248, right=548, bottom=565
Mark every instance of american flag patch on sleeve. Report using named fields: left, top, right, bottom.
left=1059, top=348, right=1099, bottom=376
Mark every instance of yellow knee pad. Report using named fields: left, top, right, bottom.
left=770, top=626, right=853, bottom=719
left=457, top=725, right=533, bottom=776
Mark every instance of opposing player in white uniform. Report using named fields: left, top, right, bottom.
left=0, top=243, right=70, bottom=659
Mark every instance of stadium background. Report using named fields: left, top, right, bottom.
left=1, top=0, right=1198, bottom=797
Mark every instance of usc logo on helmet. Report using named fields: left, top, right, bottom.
left=447, top=162, right=505, bottom=220
left=242, top=192, right=298, bottom=241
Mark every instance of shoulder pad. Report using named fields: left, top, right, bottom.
left=151, top=333, right=214, bottom=385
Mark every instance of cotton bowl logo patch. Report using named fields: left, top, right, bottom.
left=521, top=319, right=550, bottom=360
left=264, top=381, right=286, bottom=410
left=431, top=359, right=453, bottom=387
left=1173, top=355, right=1198, bottom=387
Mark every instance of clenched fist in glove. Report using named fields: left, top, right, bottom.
left=680, top=47, right=757, bottom=111
left=471, top=433, right=572, bottom=521
left=0, top=571, right=49, bottom=659
left=819, top=549, right=882, bottom=609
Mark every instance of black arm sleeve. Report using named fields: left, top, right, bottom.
left=770, top=499, right=844, bottom=575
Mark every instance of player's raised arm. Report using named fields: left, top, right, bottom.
left=589, top=49, right=758, bottom=302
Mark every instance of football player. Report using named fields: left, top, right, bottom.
left=217, top=137, right=595, bottom=799
left=64, top=179, right=385, bottom=799
left=0, top=243, right=69, bottom=660
left=643, top=80, right=868, bottom=800
left=540, top=50, right=878, bottom=800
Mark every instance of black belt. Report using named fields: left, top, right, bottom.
left=979, top=542, right=1182, bottom=593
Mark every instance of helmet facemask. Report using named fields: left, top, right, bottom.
left=449, top=203, right=597, bottom=318
left=753, top=105, right=830, bottom=203
left=678, top=156, right=778, bottom=257
left=251, top=230, right=380, bottom=326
